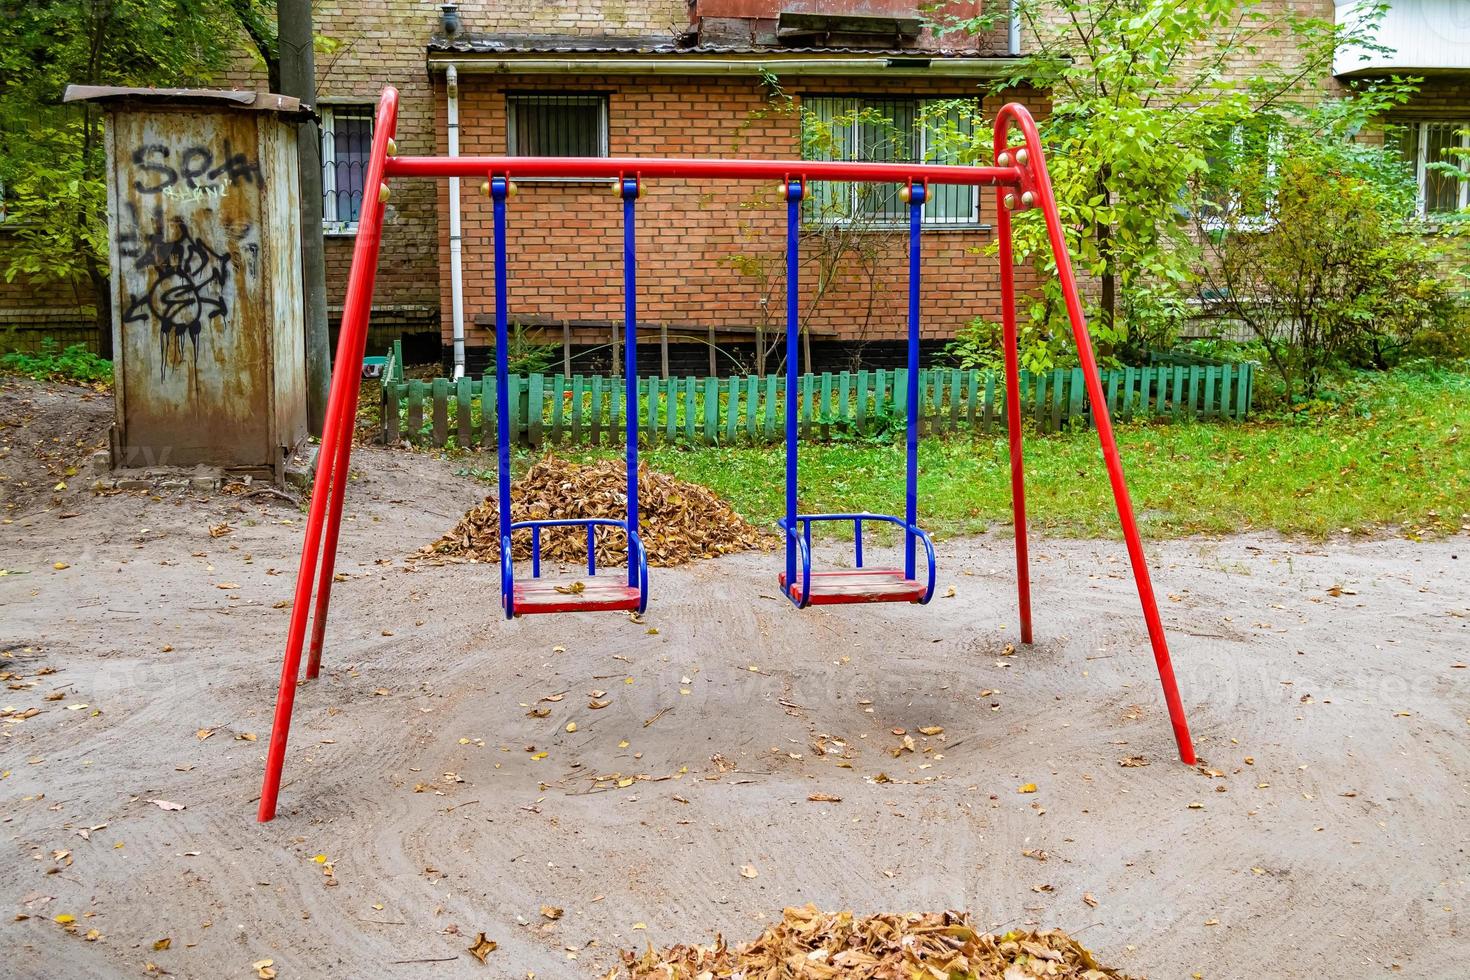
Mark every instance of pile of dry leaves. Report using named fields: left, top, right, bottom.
left=611, top=905, right=1132, bottom=979
left=423, top=456, right=771, bottom=568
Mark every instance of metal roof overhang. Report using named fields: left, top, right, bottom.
left=426, top=51, right=1026, bottom=79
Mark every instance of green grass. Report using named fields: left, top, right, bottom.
left=550, top=369, right=1470, bottom=540
left=1, top=339, right=112, bottom=388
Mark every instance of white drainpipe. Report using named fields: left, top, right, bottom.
left=446, top=64, right=466, bottom=380
left=1009, top=0, right=1021, bottom=56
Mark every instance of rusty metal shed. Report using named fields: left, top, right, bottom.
left=65, top=86, right=311, bottom=481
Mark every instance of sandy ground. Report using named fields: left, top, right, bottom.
left=2, top=376, right=1468, bottom=979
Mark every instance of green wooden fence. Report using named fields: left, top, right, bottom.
left=378, top=343, right=1253, bottom=449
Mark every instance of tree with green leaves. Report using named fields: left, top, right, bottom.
left=935, top=0, right=1395, bottom=363
left=1194, top=93, right=1459, bottom=399
left=0, top=0, right=275, bottom=356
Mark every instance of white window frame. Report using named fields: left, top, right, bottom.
left=506, top=94, right=610, bottom=183
left=800, top=95, right=983, bottom=229
left=321, top=103, right=375, bottom=236
left=1403, top=120, right=1470, bottom=217
left=1199, top=123, right=1283, bottom=233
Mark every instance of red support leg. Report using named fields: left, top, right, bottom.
left=304, top=383, right=358, bottom=678
left=258, top=88, right=401, bottom=822
left=996, top=104, right=1196, bottom=766
left=994, top=186, right=1033, bottom=645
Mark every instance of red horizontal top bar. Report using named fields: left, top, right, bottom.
left=383, top=155, right=1023, bottom=186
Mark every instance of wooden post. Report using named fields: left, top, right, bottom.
left=708, top=325, right=717, bottom=377
left=660, top=322, right=670, bottom=380
left=562, top=318, right=571, bottom=377
left=611, top=321, right=621, bottom=378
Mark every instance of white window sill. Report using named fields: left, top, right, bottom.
left=1199, top=215, right=1275, bottom=233
left=323, top=224, right=359, bottom=238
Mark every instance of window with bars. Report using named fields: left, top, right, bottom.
left=1393, top=120, right=1470, bottom=215
left=321, top=104, right=374, bottom=234
left=507, top=94, right=609, bottom=168
left=800, top=96, right=981, bottom=227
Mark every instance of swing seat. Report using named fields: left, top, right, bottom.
left=513, top=576, right=644, bottom=615
left=501, top=518, right=649, bottom=619
left=777, top=513, right=936, bottom=609
left=779, top=567, right=927, bottom=605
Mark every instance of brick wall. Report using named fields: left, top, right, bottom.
left=440, top=73, right=1047, bottom=358
left=0, top=257, right=97, bottom=351
left=1025, top=0, right=1344, bottom=101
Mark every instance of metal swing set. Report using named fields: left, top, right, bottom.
left=256, top=86, right=1196, bottom=822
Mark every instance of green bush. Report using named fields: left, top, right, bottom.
left=0, top=338, right=112, bottom=387
left=494, top=324, right=558, bottom=376
left=945, top=316, right=1072, bottom=374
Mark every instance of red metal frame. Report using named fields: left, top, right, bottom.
left=255, top=86, right=1194, bottom=823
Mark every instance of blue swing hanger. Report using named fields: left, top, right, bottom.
left=777, top=177, right=937, bottom=607
left=490, top=175, right=650, bottom=617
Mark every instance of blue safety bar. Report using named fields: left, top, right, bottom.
left=780, top=180, right=936, bottom=608
left=777, top=513, right=937, bottom=608
left=491, top=176, right=649, bottom=618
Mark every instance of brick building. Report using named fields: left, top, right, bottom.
left=2, top=0, right=1467, bottom=372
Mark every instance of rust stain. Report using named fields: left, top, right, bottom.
left=112, top=109, right=275, bottom=467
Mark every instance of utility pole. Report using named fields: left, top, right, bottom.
left=278, top=0, right=331, bottom=435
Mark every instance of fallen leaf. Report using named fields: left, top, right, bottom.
left=147, top=799, right=185, bottom=811
left=740, top=864, right=759, bottom=879
left=153, top=938, right=171, bottom=951
left=1082, top=892, right=1099, bottom=908
left=918, top=726, right=944, bottom=736
left=1018, top=783, right=1038, bottom=794
left=807, top=793, right=842, bottom=803
left=196, top=728, right=215, bottom=741
left=565, top=722, right=577, bottom=733
left=236, top=732, right=257, bottom=742
left=467, top=932, right=498, bottom=962
left=541, top=905, right=564, bottom=920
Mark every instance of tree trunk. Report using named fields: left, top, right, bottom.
left=278, top=0, right=331, bottom=435
left=1095, top=173, right=1116, bottom=351
left=87, top=260, right=113, bottom=362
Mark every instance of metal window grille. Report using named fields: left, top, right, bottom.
left=801, top=95, right=980, bottom=227
left=321, top=105, right=374, bottom=233
left=1401, top=120, right=1470, bottom=215
left=507, top=94, right=609, bottom=164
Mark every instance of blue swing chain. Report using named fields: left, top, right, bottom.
left=622, top=176, right=640, bottom=588
left=490, top=178, right=513, bottom=615
left=905, top=182, right=926, bottom=580
left=783, top=180, right=803, bottom=596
